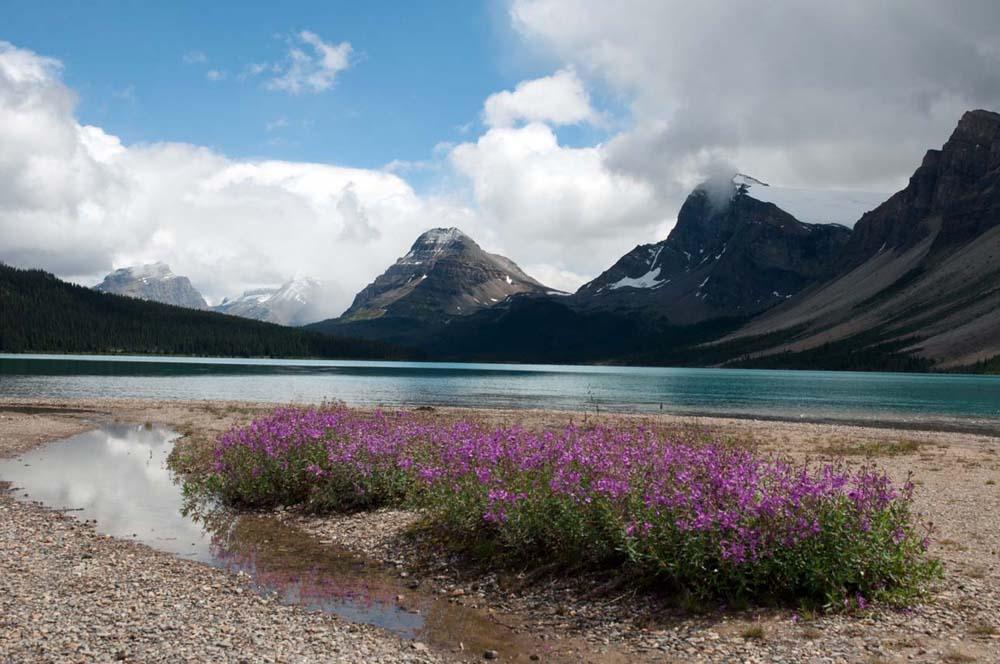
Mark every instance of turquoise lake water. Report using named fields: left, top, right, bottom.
left=2, top=354, right=999, bottom=433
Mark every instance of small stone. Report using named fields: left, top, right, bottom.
left=484, top=650, right=499, bottom=660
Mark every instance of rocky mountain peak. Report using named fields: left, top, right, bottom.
left=337, top=228, right=549, bottom=322
left=399, top=227, right=476, bottom=265
left=94, top=262, right=207, bottom=310
left=843, top=109, right=1000, bottom=266
left=577, top=180, right=852, bottom=324
left=953, top=109, right=1000, bottom=143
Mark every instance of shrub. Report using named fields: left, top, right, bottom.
left=203, top=406, right=940, bottom=606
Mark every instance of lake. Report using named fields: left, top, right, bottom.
left=2, top=353, right=999, bottom=433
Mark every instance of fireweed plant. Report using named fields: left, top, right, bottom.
left=205, top=406, right=939, bottom=607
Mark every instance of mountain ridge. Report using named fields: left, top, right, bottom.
left=94, top=262, right=208, bottom=310
left=722, top=109, right=1000, bottom=368
left=336, top=227, right=553, bottom=323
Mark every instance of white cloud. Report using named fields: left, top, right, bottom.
left=509, top=0, right=1000, bottom=194
left=449, top=122, right=662, bottom=288
left=483, top=68, right=597, bottom=128
left=266, top=31, right=353, bottom=95
left=205, top=69, right=226, bottom=81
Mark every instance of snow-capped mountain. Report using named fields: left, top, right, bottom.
left=212, top=277, right=333, bottom=326
left=336, top=227, right=553, bottom=322
left=93, top=262, right=208, bottom=309
left=576, top=177, right=857, bottom=324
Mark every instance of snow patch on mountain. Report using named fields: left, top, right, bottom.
left=610, top=267, right=664, bottom=290
left=734, top=174, right=887, bottom=227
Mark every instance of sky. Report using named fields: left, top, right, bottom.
left=3, top=0, right=1000, bottom=315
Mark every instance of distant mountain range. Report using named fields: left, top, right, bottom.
left=92, top=266, right=333, bottom=326
left=211, top=278, right=334, bottom=326
left=7, top=110, right=999, bottom=372
left=0, top=264, right=407, bottom=360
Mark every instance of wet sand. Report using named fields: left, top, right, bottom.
left=1, top=397, right=999, bottom=663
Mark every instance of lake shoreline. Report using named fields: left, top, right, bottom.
left=2, top=397, right=1000, bottom=662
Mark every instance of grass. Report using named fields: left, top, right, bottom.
left=937, top=538, right=969, bottom=552
left=942, top=650, right=977, bottom=663
left=966, top=565, right=987, bottom=579
left=969, top=622, right=996, bottom=636
left=740, top=624, right=766, bottom=640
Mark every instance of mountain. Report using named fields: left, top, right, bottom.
left=0, top=263, right=411, bottom=360
left=338, top=227, right=552, bottom=322
left=94, top=262, right=208, bottom=310
left=575, top=177, right=857, bottom=324
left=212, top=278, right=333, bottom=326
left=722, top=109, right=1000, bottom=370
left=308, top=228, right=553, bottom=344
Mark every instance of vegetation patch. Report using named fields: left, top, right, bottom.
left=190, top=405, right=941, bottom=609
left=817, top=438, right=927, bottom=458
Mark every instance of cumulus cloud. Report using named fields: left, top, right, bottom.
left=510, top=0, right=1000, bottom=195
left=0, top=41, right=474, bottom=315
left=266, top=30, right=353, bottom=94
left=448, top=122, right=661, bottom=287
left=483, top=68, right=597, bottom=127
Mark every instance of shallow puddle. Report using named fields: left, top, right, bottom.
left=0, top=425, right=610, bottom=661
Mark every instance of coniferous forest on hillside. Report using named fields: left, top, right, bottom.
left=0, top=264, right=411, bottom=360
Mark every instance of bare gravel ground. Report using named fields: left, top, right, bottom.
left=2, top=397, right=1000, bottom=663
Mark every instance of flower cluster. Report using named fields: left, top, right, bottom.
left=205, top=406, right=939, bottom=606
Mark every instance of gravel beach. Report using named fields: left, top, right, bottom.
left=2, top=397, right=999, bottom=663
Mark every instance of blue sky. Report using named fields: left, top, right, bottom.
left=2, top=1, right=603, bottom=172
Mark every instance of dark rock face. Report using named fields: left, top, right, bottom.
left=729, top=109, right=1000, bottom=369
left=94, top=262, right=207, bottom=310
left=844, top=109, right=1000, bottom=266
left=339, top=228, right=551, bottom=322
left=577, top=186, right=851, bottom=324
